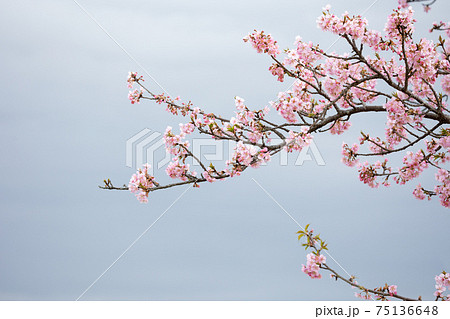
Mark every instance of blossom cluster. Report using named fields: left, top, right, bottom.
left=126, top=80, right=277, bottom=199
left=166, top=160, right=195, bottom=182
left=384, top=98, right=411, bottom=146
left=243, top=30, right=280, bottom=56
left=285, top=128, right=313, bottom=153
left=388, top=285, right=398, bottom=296
left=354, top=284, right=398, bottom=301
left=302, top=253, right=326, bottom=279
left=244, top=6, right=448, bottom=210
left=330, top=120, right=351, bottom=135
left=317, top=6, right=369, bottom=40
left=395, top=151, right=428, bottom=185
left=127, top=71, right=143, bottom=88
left=128, top=164, right=156, bottom=203
left=434, top=169, right=450, bottom=207
left=341, top=143, right=359, bottom=167
left=270, top=81, right=316, bottom=123
left=128, top=88, right=143, bottom=104
left=385, top=5, right=415, bottom=42
left=413, top=184, right=429, bottom=201
left=434, top=271, right=450, bottom=300
left=358, top=160, right=391, bottom=188
left=163, top=126, right=191, bottom=157
left=230, top=142, right=265, bottom=167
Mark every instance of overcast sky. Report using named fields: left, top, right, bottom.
left=0, top=0, right=449, bottom=300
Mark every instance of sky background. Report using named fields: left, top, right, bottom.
left=0, top=0, right=449, bottom=300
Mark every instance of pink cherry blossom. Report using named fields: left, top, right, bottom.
left=413, top=184, right=427, bottom=200
left=302, top=253, right=326, bottom=279
left=434, top=169, right=450, bottom=207
left=285, top=128, right=313, bottom=153
left=434, top=272, right=450, bottom=300
left=442, top=75, right=450, bottom=94
left=128, top=164, right=156, bottom=203
left=202, top=169, right=216, bottom=183
left=330, top=120, right=351, bottom=135
left=166, top=159, right=195, bottom=182
left=128, top=88, right=143, bottom=104
left=342, top=143, right=359, bottom=167
left=388, top=285, right=397, bottom=296
left=126, top=71, right=143, bottom=89
left=243, top=30, right=280, bottom=57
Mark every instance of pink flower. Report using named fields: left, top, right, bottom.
left=192, top=107, right=201, bottom=116
left=285, top=128, right=313, bottom=153
left=442, top=75, right=450, bottom=95
left=302, top=253, right=326, bottom=279
left=385, top=6, right=416, bottom=43
left=330, top=120, right=351, bottom=135
left=388, top=285, right=397, bottom=296
left=438, top=136, right=450, bottom=149
left=165, top=160, right=194, bottom=181
left=231, top=141, right=258, bottom=167
left=202, top=169, right=216, bottom=183
left=434, top=272, right=450, bottom=300
left=269, top=64, right=285, bottom=82
left=395, top=151, right=428, bottom=185
left=179, top=122, right=195, bottom=135
left=163, top=126, right=190, bottom=156
left=342, top=143, right=359, bottom=167
left=128, top=88, right=143, bottom=104
left=128, top=164, right=156, bottom=203
left=126, top=71, right=143, bottom=88
left=234, top=96, right=246, bottom=112
left=413, top=184, right=426, bottom=200
left=243, top=30, right=280, bottom=56
left=384, top=98, right=413, bottom=146
left=434, top=170, right=450, bottom=207
left=317, top=10, right=368, bottom=39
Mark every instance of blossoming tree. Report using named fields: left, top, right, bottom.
left=103, top=0, right=450, bottom=300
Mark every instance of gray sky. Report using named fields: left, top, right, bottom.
left=0, top=0, right=449, bottom=300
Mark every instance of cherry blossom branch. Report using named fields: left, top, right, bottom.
left=115, top=5, right=450, bottom=207
left=400, top=0, right=436, bottom=12
left=298, top=225, right=436, bottom=301
left=101, top=2, right=450, bottom=302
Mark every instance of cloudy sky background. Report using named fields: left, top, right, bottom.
left=1, top=0, right=449, bottom=300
